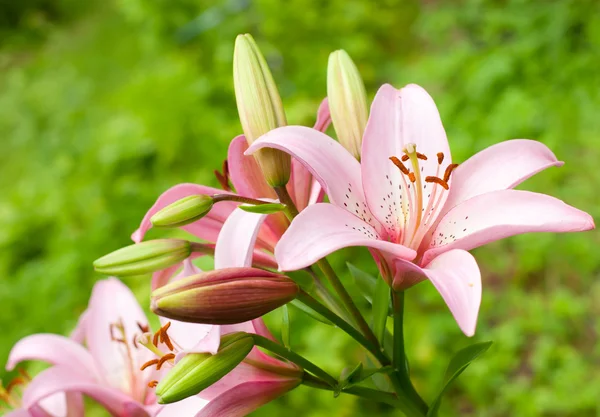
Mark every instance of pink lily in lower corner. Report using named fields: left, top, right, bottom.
left=144, top=211, right=302, bottom=417
left=131, top=100, right=331, bottom=271
left=246, top=83, right=595, bottom=336
left=6, top=278, right=206, bottom=417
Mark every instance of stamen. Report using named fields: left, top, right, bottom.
left=401, top=155, right=409, bottom=162
left=437, top=152, right=444, bottom=165
left=162, top=332, right=174, bottom=351
left=148, top=380, right=159, bottom=389
left=156, top=353, right=176, bottom=370
left=6, top=378, right=25, bottom=393
left=109, top=323, right=126, bottom=344
left=416, top=152, right=428, bottom=160
left=152, top=331, right=160, bottom=347
left=214, top=160, right=231, bottom=191
left=18, top=369, right=31, bottom=382
left=408, top=172, right=416, bottom=183
left=443, top=163, right=459, bottom=182
left=140, top=359, right=160, bottom=371
left=137, top=322, right=150, bottom=333
left=389, top=157, right=410, bottom=175
left=425, top=176, right=449, bottom=190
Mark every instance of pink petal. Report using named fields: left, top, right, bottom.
left=313, top=98, right=332, bottom=133
left=5, top=410, right=31, bottom=417
left=275, top=203, right=415, bottom=271
left=394, top=250, right=481, bottom=336
left=197, top=379, right=299, bottom=417
left=131, top=183, right=236, bottom=243
left=227, top=135, right=277, bottom=200
left=423, top=190, right=595, bottom=264
left=214, top=208, right=270, bottom=269
left=22, top=366, right=149, bottom=417
left=246, top=126, right=375, bottom=227
left=361, top=84, right=451, bottom=237
left=443, top=139, right=563, bottom=213
left=69, top=309, right=89, bottom=344
left=155, top=396, right=208, bottom=417
left=86, top=278, right=152, bottom=398
left=7, top=334, right=97, bottom=377
left=288, top=158, right=313, bottom=212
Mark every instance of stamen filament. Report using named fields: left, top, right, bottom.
left=156, top=353, right=176, bottom=370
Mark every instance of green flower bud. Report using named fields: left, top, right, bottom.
left=156, top=332, right=254, bottom=404
left=93, top=239, right=191, bottom=276
left=233, top=33, right=290, bottom=187
left=150, top=195, right=214, bottom=228
left=327, top=50, right=368, bottom=160
left=151, top=267, right=299, bottom=324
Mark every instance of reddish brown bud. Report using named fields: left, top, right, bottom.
left=151, top=267, right=299, bottom=324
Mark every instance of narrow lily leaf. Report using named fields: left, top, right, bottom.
left=372, top=278, right=390, bottom=344
left=239, top=203, right=286, bottom=214
left=427, top=341, right=493, bottom=416
left=347, top=263, right=377, bottom=303
left=336, top=362, right=363, bottom=397
left=366, top=355, right=391, bottom=392
left=281, top=304, right=290, bottom=348
left=289, top=299, right=333, bottom=326
left=348, top=365, right=393, bottom=386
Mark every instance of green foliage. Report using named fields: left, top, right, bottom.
left=1, top=0, right=599, bottom=416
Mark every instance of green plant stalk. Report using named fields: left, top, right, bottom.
left=303, top=373, right=425, bottom=415
left=393, top=291, right=428, bottom=413
left=252, top=334, right=338, bottom=388
left=212, top=193, right=273, bottom=206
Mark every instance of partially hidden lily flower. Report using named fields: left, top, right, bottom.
left=6, top=278, right=207, bottom=416
left=245, top=83, right=595, bottom=336
left=131, top=99, right=331, bottom=271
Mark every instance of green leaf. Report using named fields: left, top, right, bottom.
left=347, top=263, right=377, bottom=303
left=289, top=299, right=333, bottom=326
left=281, top=304, right=290, bottom=348
left=372, top=278, right=390, bottom=344
left=337, top=362, right=394, bottom=397
left=239, top=203, right=286, bottom=214
left=427, top=341, right=493, bottom=416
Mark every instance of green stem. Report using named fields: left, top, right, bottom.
left=304, top=267, right=350, bottom=320
left=303, top=373, right=425, bottom=415
left=392, top=291, right=428, bottom=413
left=212, top=194, right=272, bottom=206
left=252, top=334, right=338, bottom=388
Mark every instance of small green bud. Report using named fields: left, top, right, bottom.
left=327, top=50, right=368, bottom=160
left=156, top=332, right=254, bottom=403
left=239, top=202, right=286, bottom=214
left=233, top=33, right=290, bottom=187
left=151, top=267, right=299, bottom=324
left=151, top=195, right=214, bottom=228
left=93, top=239, right=191, bottom=276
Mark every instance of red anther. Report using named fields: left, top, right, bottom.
left=140, top=359, right=160, bottom=371
left=132, top=334, right=139, bottom=349
left=109, top=323, right=126, bottom=344
left=408, top=172, right=416, bottom=183
left=137, top=322, right=150, bottom=333
left=214, top=160, right=231, bottom=191
left=389, top=157, right=410, bottom=175
left=18, top=369, right=31, bottom=382
left=6, top=377, right=25, bottom=393
left=162, top=322, right=172, bottom=332
left=156, top=353, right=176, bottom=370
left=443, top=163, right=459, bottom=182
left=425, top=176, right=449, bottom=190
left=152, top=331, right=160, bottom=347
left=401, top=154, right=409, bottom=162
left=437, top=152, right=444, bottom=165
left=416, top=152, right=428, bottom=160
left=148, top=380, right=159, bottom=388
left=162, top=332, right=174, bottom=351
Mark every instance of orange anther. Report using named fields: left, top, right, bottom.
left=148, top=380, right=159, bottom=388
left=162, top=332, right=174, bottom=351
left=425, top=176, right=449, bottom=190
left=140, top=359, right=160, bottom=371
left=416, top=152, right=428, bottom=160
left=6, top=377, right=25, bottom=393
left=137, top=322, right=150, bottom=333
left=157, top=353, right=176, bottom=370
left=408, top=172, right=416, bottom=183
left=152, top=331, right=160, bottom=347
left=437, top=152, right=444, bottom=165
left=18, top=369, right=31, bottom=382
left=389, top=157, right=409, bottom=175
left=401, top=154, right=409, bottom=162
left=443, top=163, right=459, bottom=182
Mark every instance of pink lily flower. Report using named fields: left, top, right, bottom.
left=246, top=83, right=595, bottom=336
left=6, top=278, right=206, bottom=416
left=1, top=385, right=83, bottom=417
left=131, top=100, right=331, bottom=263
left=144, top=207, right=302, bottom=417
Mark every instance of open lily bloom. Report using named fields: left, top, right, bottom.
left=144, top=214, right=301, bottom=417
left=6, top=278, right=205, bottom=417
left=246, top=83, right=594, bottom=336
left=131, top=100, right=331, bottom=263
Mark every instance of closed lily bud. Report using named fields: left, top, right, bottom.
left=233, top=33, right=291, bottom=187
left=151, top=195, right=214, bottom=228
left=327, top=50, right=368, bottom=160
left=151, top=267, right=299, bottom=324
left=156, top=332, right=254, bottom=403
left=93, top=239, right=191, bottom=276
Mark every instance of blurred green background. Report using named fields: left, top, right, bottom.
left=1, top=0, right=599, bottom=415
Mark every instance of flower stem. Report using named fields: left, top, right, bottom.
left=392, top=291, right=428, bottom=413
left=251, top=334, right=338, bottom=388
left=212, top=193, right=273, bottom=206
left=303, top=373, right=425, bottom=415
